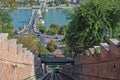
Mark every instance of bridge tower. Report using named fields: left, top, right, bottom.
left=37, top=9, right=44, bottom=25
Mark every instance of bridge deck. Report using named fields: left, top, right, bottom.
left=41, top=57, right=73, bottom=65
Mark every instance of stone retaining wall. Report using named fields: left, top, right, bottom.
left=0, top=33, right=42, bottom=80
left=62, top=39, right=120, bottom=80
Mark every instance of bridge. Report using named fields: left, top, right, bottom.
left=41, top=57, right=74, bottom=65
left=17, top=1, right=48, bottom=36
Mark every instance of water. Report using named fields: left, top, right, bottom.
left=11, top=9, right=68, bottom=29
left=11, top=9, right=32, bottom=29
left=44, top=9, right=68, bottom=27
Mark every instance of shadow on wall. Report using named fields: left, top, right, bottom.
left=0, top=33, right=42, bottom=80
left=34, top=55, right=42, bottom=79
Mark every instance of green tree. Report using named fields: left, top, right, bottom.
left=47, top=24, right=60, bottom=35
left=0, top=0, right=19, bottom=38
left=2, top=23, right=14, bottom=39
left=47, top=28, right=58, bottom=35
left=61, top=0, right=67, bottom=4
left=47, top=39, right=57, bottom=52
left=25, top=0, right=29, bottom=5
left=50, top=24, right=60, bottom=31
left=49, top=1, right=53, bottom=7
left=0, top=9, right=14, bottom=38
left=39, top=43, right=49, bottom=57
left=0, top=0, right=19, bottom=10
left=55, top=0, right=60, bottom=6
left=36, top=24, right=47, bottom=34
left=66, top=1, right=69, bottom=7
left=58, top=25, right=68, bottom=35
left=65, top=0, right=120, bottom=53
left=17, top=34, right=40, bottom=55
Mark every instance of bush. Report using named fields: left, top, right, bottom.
left=47, top=28, right=57, bottom=35
left=36, top=24, right=47, bottom=34
left=47, top=39, right=58, bottom=52
left=94, top=47, right=100, bottom=57
left=50, top=24, right=60, bottom=30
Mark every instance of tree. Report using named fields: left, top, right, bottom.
left=47, top=39, right=57, bottom=52
left=36, top=24, right=47, bottom=34
left=65, top=0, right=120, bottom=53
left=0, top=0, right=19, bottom=11
left=17, top=34, right=40, bottom=55
left=2, top=23, right=14, bottom=39
left=50, top=24, right=60, bottom=30
left=47, top=28, right=58, bottom=35
left=0, top=0, right=19, bottom=38
left=0, top=9, right=14, bottom=38
left=65, top=1, right=69, bottom=7
left=60, top=0, right=67, bottom=4
left=58, top=25, right=68, bottom=35
left=47, top=24, right=60, bottom=35
left=25, top=0, right=29, bottom=5
left=49, top=1, right=53, bottom=7
left=39, top=44, right=49, bottom=57
left=55, top=0, right=60, bottom=6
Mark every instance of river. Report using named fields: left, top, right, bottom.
left=11, top=9, right=69, bottom=29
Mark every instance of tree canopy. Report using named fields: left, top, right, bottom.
left=65, top=0, right=120, bottom=52
left=0, top=9, right=14, bottom=38
left=0, top=0, right=19, bottom=10
left=17, top=34, right=40, bottom=55
left=36, top=24, right=47, bottom=34
left=47, top=24, right=60, bottom=35
left=47, top=39, right=57, bottom=52
left=0, top=0, right=19, bottom=38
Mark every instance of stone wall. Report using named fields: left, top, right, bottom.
left=62, top=39, right=120, bottom=80
left=0, top=33, right=42, bottom=80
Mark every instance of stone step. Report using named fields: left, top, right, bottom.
left=8, top=39, right=17, bottom=49
left=0, top=33, right=8, bottom=43
left=100, top=43, right=109, bottom=51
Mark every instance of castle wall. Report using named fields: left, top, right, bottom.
left=0, top=33, right=42, bottom=80
left=62, top=39, right=120, bottom=80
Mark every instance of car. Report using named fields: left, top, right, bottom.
left=54, top=37, right=58, bottom=39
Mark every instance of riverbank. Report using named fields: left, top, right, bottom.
left=2, top=4, right=77, bottom=10
left=16, top=4, right=77, bottom=10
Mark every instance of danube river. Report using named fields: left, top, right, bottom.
left=11, top=9, right=68, bottom=29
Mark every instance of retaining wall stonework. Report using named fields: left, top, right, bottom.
left=0, top=33, right=42, bottom=80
